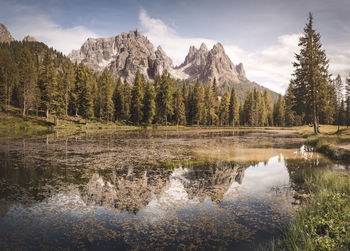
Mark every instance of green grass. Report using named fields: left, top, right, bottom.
left=0, top=113, right=55, bottom=138
left=281, top=169, right=350, bottom=251
left=303, top=128, right=350, bottom=161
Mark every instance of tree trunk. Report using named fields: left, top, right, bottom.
left=46, top=109, right=49, bottom=119
left=313, top=100, right=318, bottom=135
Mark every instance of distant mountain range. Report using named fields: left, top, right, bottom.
left=0, top=24, right=279, bottom=101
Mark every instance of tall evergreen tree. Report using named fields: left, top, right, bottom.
left=0, top=48, right=18, bottom=110
left=74, top=63, right=94, bottom=118
left=229, top=87, right=239, bottom=126
left=346, top=74, right=350, bottom=127
left=285, top=81, right=297, bottom=126
left=263, top=90, right=274, bottom=126
left=292, top=13, right=330, bottom=134
left=143, top=82, right=156, bottom=125
left=273, top=95, right=286, bottom=126
left=204, top=82, right=217, bottom=125
left=112, top=78, right=124, bottom=121
left=219, top=90, right=230, bottom=126
left=192, top=79, right=205, bottom=125
left=18, top=47, right=37, bottom=115
left=244, top=89, right=255, bottom=126
left=211, top=78, right=220, bottom=125
left=61, top=59, right=75, bottom=116
left=123, top=80, right=131, bottom=121
left=173, top=88, right=186, bottom=125
left=131, top=71, right=145, bottom=125
left=97, top=69, right=115, bottom=121
left=155, top=71, right=174, bottom=125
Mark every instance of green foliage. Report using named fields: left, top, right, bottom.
left=283, top=170, right=350, bottom=251
left=74, top=63, right=95, bottom=119
left=131, top=70, right=145, bottom=125
left=229, top=87, right=239, bottom=126
left=113, top=78, right=124, bottom=121
left=273, top=95, right=285, bottom=126
left=143, top=82, right=156, bottom=125
left=97, top=69, right=115, bottom=121
left=172, top=87, right=186, bottom=125
left=219, top=90, right=230, bottom=126
left=289, top=13, right=331, bottom=134
left=155, top=71, right=174, bottom=124
left=3, top=37, right=340, bottom=128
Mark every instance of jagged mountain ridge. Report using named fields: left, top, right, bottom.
left=69, top=29, right=279, bottom=101
left=0, top=24, right=14, bottom=43
left=69, top=29, right=174, bottom=84
left=0, top=24, right=278, bottom=101
left=173, top=42, right=246, bottom=84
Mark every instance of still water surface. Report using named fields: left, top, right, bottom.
left=0, top=130, right=336, bottom=250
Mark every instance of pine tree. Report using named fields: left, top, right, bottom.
left=0, top=48, right=18, bottom=110
left=182, top=84, right=190, bottom=125
left=211, top=78, right=220, bottom=125
left=173, top=87, right=186, bottom=125
left=285, top=81, right=297, bottom=126
left=131, top=71, right=145, bottom=125
left=273, top=95, right=285, bottom=126
left=292, top=13, right=330, bottom=134
left=346, top=74, right=350, bottom=127
left=18, top=47, right=37, bottom=116
left=204, top=82, right=217, bottom=125
left=74, top=63, right=94, bottom=119
left=155, top=71, right=174, bottom=125
left=123, top=80, right=131, bottom=121
left=47, top=63, right=64, bottom=116
left=97, top=69, right=115, bottom=121
left=255, top=90, right=267, bottom=126
left=244, top=89, right=255, bottom=126
left=112, top=78, right=124, bottom=121
left=263, top=90, right=274, bottom=126
left=333, top=75, right=343, bottom=129
left=192, top=80, right=205, bottom=125
left=229, top=87, right=239, bottom=126
left=219, top=90, right=230, bottom=126
left=62, top=59, right=75, bottom=116
left=143, top=82, right=156, bottom=125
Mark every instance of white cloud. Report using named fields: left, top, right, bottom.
left=139, top=8, right=217, bottom=66
left=139, top=9, right=350, bottom=94
left=139, top=9, right=299, bottom=93
left=327, top=44, right=350, bottom=81
left=243, top=33, right=301, bottom=94
left=1, top=3, right=97, bottom=55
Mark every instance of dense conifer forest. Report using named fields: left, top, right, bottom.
left=0, top=14, right=349, bottom=129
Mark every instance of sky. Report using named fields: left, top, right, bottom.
left=0, top=0, right=349, bottom=94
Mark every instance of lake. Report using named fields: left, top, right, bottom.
left=0, top=130, right=339, bottom=250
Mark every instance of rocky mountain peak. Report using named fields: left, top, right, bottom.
left=174, top=42, right=246, bottom=84
left=212, top=42, right=225, bottom=53
left=23, top=35, right=37, bottom=42
left=199, top=43, right=208, bottom=52
left=236, top=63, right=245, bottom=77
left=69, top=29, right=277, bottom=102
left=69, top=29, right=174, bottom=83
left=0, top=24, right=14, bottom=43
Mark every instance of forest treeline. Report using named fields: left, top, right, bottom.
left=0, top=28, right=349, bottom=127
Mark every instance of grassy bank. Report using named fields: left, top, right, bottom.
left=0, top=110, right=141, bottom=139
left=280, top=169, right=350, bottom=250
left=297, top=125, right=350, bottom=161
left=0, top=108, right=296, bottom=139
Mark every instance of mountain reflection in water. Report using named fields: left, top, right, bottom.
left=0, top=131, right=335, bottom=250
